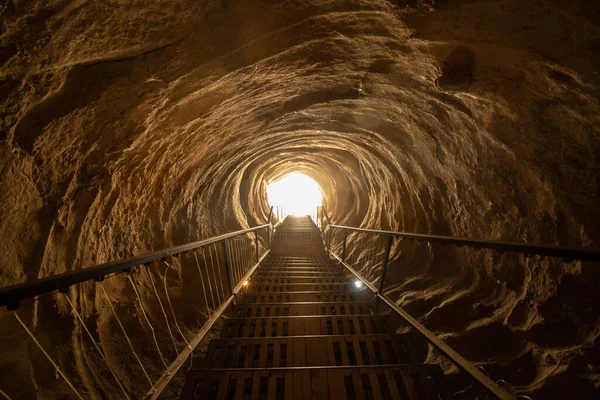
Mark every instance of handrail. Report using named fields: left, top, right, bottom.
left=331, top=251, right=513, bottom=400
left=330, top=224, right=600, bottom=262
left=0, top=224, right=270, bottom=309
left=318, top=207, right=597, bottom=399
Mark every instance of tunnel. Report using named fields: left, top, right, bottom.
left=0, top=0, right=599, bottom=399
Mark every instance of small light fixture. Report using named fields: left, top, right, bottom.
left=354, top=280, right=363, bottom=289
left=243, top=280, right=249, bottom=287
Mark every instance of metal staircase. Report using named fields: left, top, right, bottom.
left=180, top=216, right=452, bottom=399
left=1, top=207, right=598, bottom=399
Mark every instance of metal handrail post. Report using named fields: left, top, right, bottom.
left=378, top=236, right=394, bottom=294
left=221, top=240, right=234, bottom=296
left=320, top=206, right=324, bottom=229
left=321, top=206, right=334, bottom=253
left=341, top=230, right=348, bottom=262
left=268, top=226, right=272, bottom=249
left=266, top=207, right=274, bottom=250
left=321, top=206, right=332, bottom=226
left=254, top=230, right=260, bottom=263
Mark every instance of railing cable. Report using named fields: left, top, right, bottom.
left=233, top=238, right=242, bottom=282
left=193, top=251, right=212, bottom=314
left=209, top=244, right=226, bottom=301
left=147, top=268, right=178, bottom=354
left=147, top=249, right=270, bottom=399
left=1, top=224, right=273, bottom=399
left=244, top=238, right=250, bottom=272
left=200, top=249, right=217, bottom=309
left=14, top=312, right=85, bottom=400
left=126, top=275, right=168, bottom=369
left=63, top=294, right=131, bottom=399
left=237, top=238, right=244, bottom=281
left=225, top=240, right=234, bottom=284
left=99, top=284, right=153, bottom=387
left=243, top=238, right=249, bottom=276
left=162, top=261, right=191, bottom=348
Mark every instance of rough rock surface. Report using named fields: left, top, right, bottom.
left=0, top=0, right=599, bottom=398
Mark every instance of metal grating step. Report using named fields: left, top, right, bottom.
left=200, top=334, right=423, bottom=369
left=238, top=291, right=369, bottom=303
left=250, top=276, right=348, bottom=284
left=246, top=283, right=354, bottom=292
left=259, top=265, right=336, bottom=270
left=265, top=260, right=330, bottom=263
left=273, top=231, right=322, bottom=238
left=264, top=257, right=331, bottom=260
left=263, top=259, right=333, bottom=263
left=228, top=302, right=379, bottom=317
left=182, top=365, right=452, bottom=400
left=258, top=265, right=338, bottom=270
left=221, top=315, right=391, bottom=338
left=254, top=270, right=345, bottom=276
left=267, top=256, right=330, bottom=261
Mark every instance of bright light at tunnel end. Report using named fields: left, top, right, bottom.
left=267, top=173, right=323, bottom=216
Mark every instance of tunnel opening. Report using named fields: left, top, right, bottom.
left=266, top=172, right=323, bottom=217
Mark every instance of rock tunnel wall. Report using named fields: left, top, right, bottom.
left=0, top=0, right=599, bottom=398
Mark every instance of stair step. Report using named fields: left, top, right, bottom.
left=246, top=283, right=354, bottom=292
left=255, top=270, right=344, bottom=276
left=258, top=268, right=337, bottom=272
left=258, top=265, right=338, bottom=269
left=261, top=265, right=334, bottom=268
left=239, top=291, right=370, bottom=303
left=267, top=256, right=330, bottom=260
left=228, top=302, right=379, bottom=317
left=264, top=258, right=328, bottom=261
left=249, top=276, right=348, bottom=284
left=221, top=315, right=391, bottom=337
left=260, top=265, right=335, bottom=269
left=254, top=270, right=345, bottom=277
left=263, top=259, right=332, bottom=263
left=274, top=231, right=321, bottom=237
left=201, top=334, right=424, bottom=369
left=181, top=364, right=452, bottom=400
